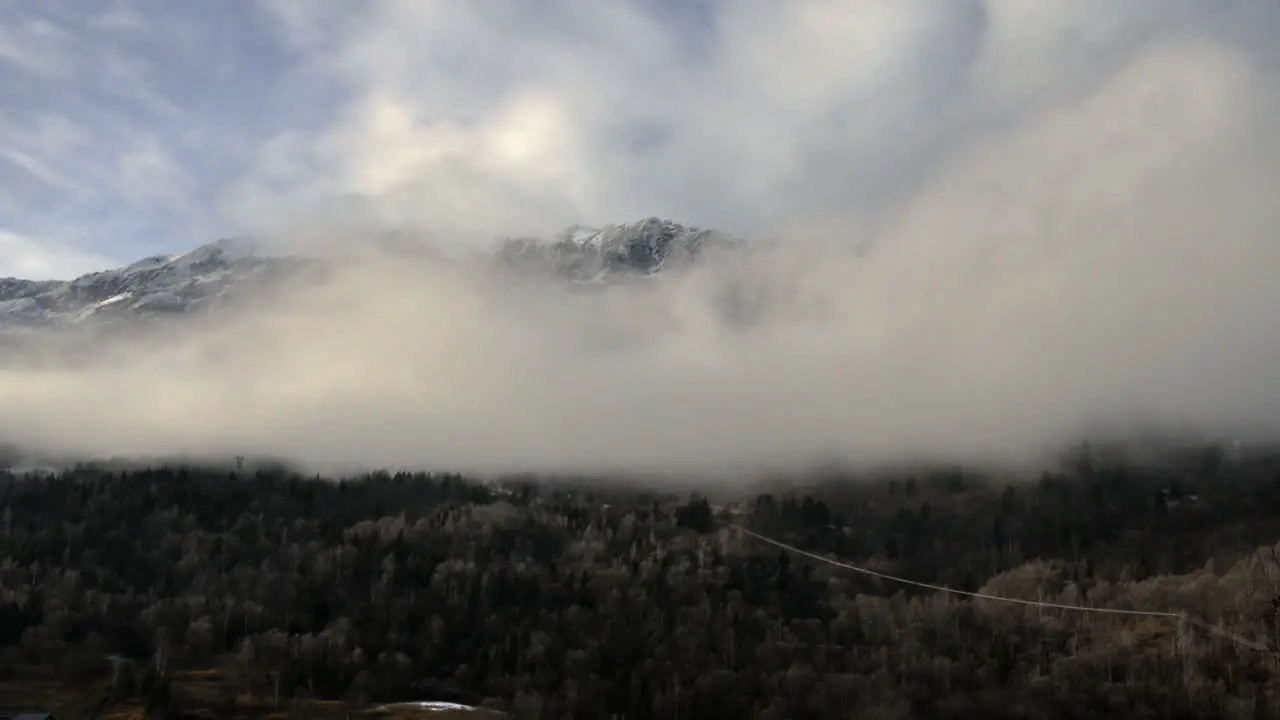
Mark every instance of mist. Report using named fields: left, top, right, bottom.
left=3, top=16, right=1280, bottom=476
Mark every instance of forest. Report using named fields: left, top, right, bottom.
left=3, top=443, right=1280, bottom=718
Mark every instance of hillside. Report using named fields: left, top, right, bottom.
left=3, top=446, right=1280, bottom=718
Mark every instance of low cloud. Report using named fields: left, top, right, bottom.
left=1, top=3, right=1279, bottom=476
left=3, top=34, right=1280, bottom=476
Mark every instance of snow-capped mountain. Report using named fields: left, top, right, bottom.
left=0, top=219, right=745, bottom=331
left=0, top=237, right=325, bottom=332
left=495, top=217, right=741, bottom=282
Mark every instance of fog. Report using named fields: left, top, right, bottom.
left=2, top=32, right=1280, bottom=476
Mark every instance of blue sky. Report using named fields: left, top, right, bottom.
left=2, top=0, right=1277, bottom=279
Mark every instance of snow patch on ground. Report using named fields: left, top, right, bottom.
left=377, top=700, right=488, bottom=713
left=95, top=292, right=133, bottom=308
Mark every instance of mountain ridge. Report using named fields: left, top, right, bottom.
left=0, top=218, right=745, bottom=331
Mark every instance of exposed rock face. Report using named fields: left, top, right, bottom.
left=0, top=238, right=301, bottom=330
left=0, top=220, right=746, bottom=332
left=495, top=217, right=742, bottom=282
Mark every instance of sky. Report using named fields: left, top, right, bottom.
left=2, top=1, right=1280, bottom=475
left=4, top=0, right=1277, bottom=280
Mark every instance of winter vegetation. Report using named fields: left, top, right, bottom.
left=4, top=443, right=1280, bottom=718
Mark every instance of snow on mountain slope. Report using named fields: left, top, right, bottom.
left=495, top=217, right=742, bottom=282
left=0, top=220, right=746, bottom=332
left=0, top=236, right=310, bottom=331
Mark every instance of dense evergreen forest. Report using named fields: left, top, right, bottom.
left=4, top=444, right=1280, bottom=718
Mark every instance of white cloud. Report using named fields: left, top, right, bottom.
left=6, top=0, right=1278, bottom=261
left=3, top=0, right=1280, bottom=472
left=4, top=29, right=1280, bottom=473
left=0, top=146, right=87, bottom=193
left=237, top=0, right=1254, bottom=240
left=0, top=15, right=73, bottom=76
left=116, top=136, right=188, bottom=204
left=0, top=3, right=265, bottom=263
left=0, top=230, right=116, bottom=279
left=973, top=0, right=1158, bottom=101
left=91, top=0, right=149, bottom=33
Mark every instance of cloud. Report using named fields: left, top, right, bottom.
left=0, top=230, right=116, bottom=279
left=229, top=0, right=1270, bottom=241
left=115, top=136, right=189, bottom=204
left=0, top=2, right=289, bottom=261
left=2, top=1, right=1280, bottom=474
left=0, top=12, right=74, bottom=76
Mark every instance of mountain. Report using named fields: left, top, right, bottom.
left=0, top=237, right=324, bottom=334
left=495, top=217, right=741, bottom=282
left=0, top=219, right=745, bottom=331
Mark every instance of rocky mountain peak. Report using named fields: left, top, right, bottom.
left=0, top=220, right=746, bottom=332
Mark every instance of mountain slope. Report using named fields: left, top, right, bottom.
left=0, top=219, right=745, bottom=331
left=495, top=217, right=741, bottom=282
left=0, top=237, right=308, bottom=329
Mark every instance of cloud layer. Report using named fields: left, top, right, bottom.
left=2, top=1, right=1279, bottom=474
